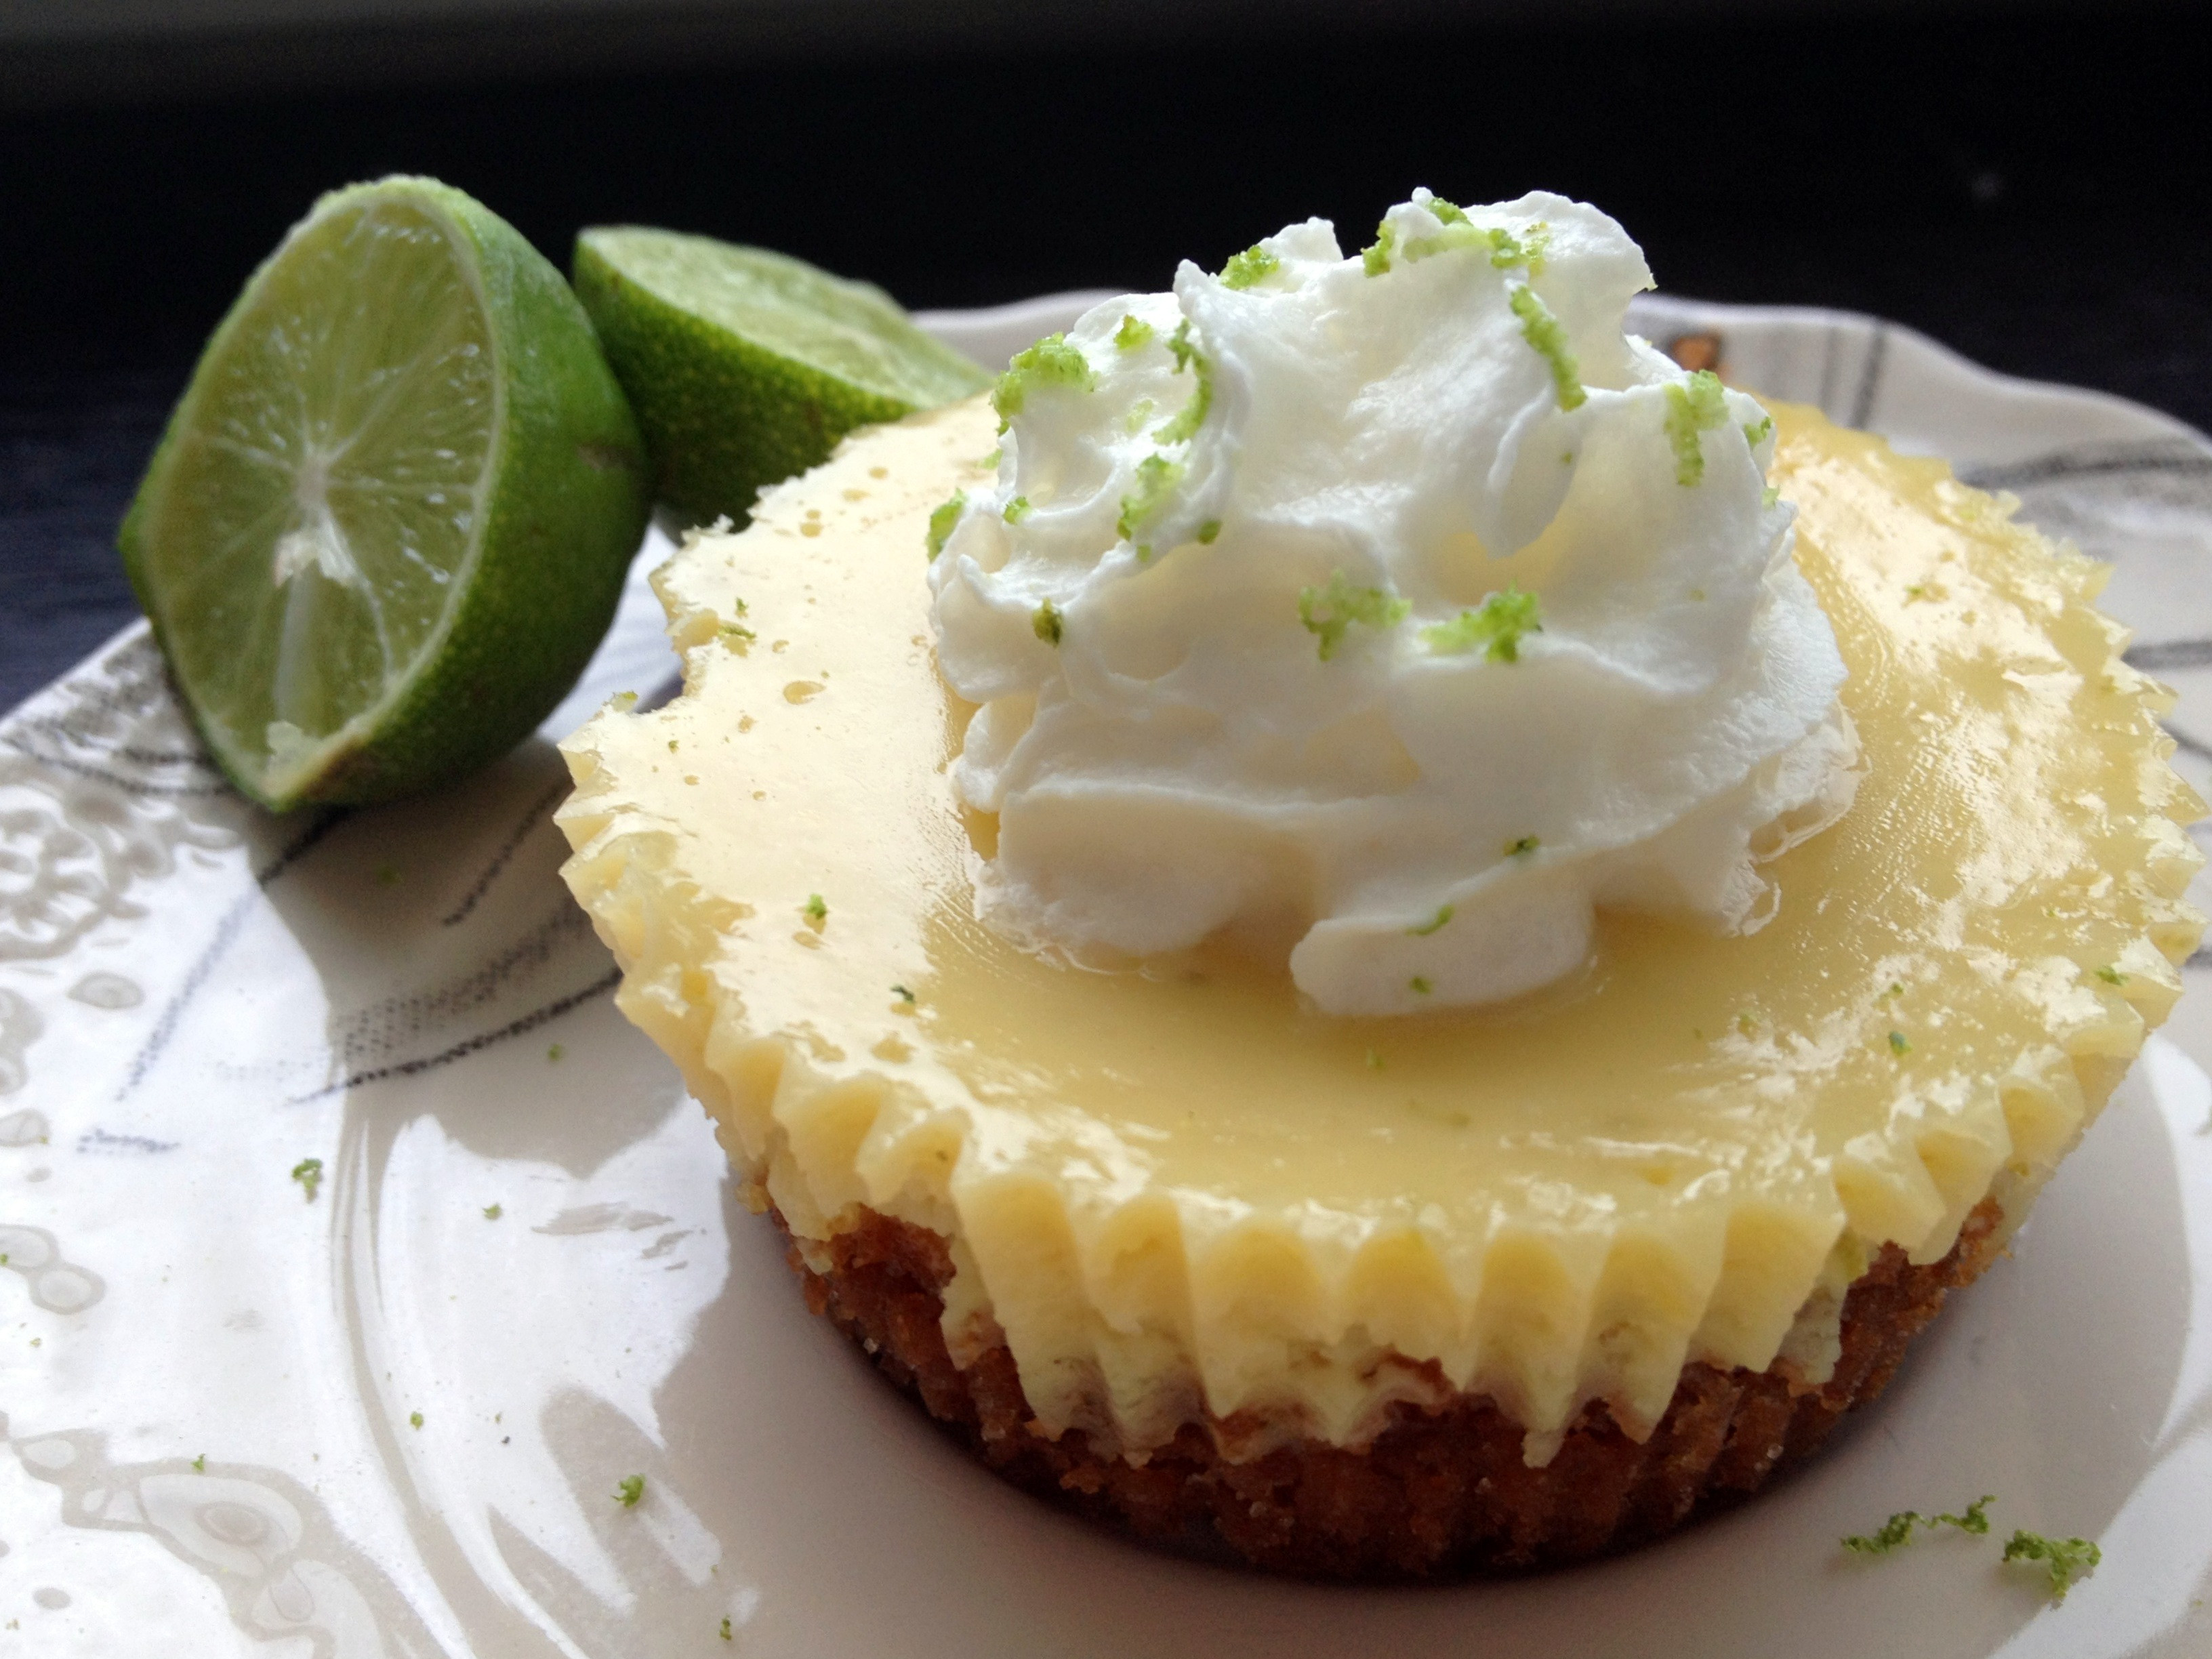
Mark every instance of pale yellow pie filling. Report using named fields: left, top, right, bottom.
left=558, top=394, right=2203, bottom=1462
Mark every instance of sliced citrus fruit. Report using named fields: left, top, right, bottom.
left=119, top=175, right=651, bottom=811
left=571, top=228, right=990, bottom=525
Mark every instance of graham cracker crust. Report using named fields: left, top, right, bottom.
left=781, top=1201, right=2003, bottom=1578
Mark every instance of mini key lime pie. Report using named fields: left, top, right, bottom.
left=556, top=191, right=2204, bottom=1575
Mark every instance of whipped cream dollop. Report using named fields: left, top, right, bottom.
left=928, top=190, right=1853, bottom=1016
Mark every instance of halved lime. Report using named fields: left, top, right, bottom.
left=572, top=228, right=990, bottom=526
left=120, top=176, right=651, bottom=811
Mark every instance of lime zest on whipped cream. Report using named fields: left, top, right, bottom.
left=1298, top=571, right=1411, bottom=661
left=1666, top=369, right=1732, bottom=485
left=1003, top=496, right=1032, bottom=523
left=1113, top=313, right=1155, bottom=352
left=1117, top=453, right=1185, bottom=554
left=1361, top=223, right=1395, bottom=276
left=1488, top=223, right=1549, bottom=271
left=1031, top=599, right=1065, bottom=644
left=801, top=893, right=828, bottom=926
left=925, top=493, right=965, bottom=560
left=1166, top=319, right=1200, bottom=373
left=1423, top=583, right=1542, bottom=662
left=1221, top=244, right=1281, bottom=289
left=1505, top=836, right=1541, bottom=857
left=1153, top=347, right=1213, bottom=445
left=992, top=333, right=1093, bottom=425
left=1889, top=1029, right=1912, bottom=1054
left=291, top=1158, right=324, bottom=1202
left=1409, top=904, right=1455, bottom=936
left=1509, top=286, right=1586, bottom=410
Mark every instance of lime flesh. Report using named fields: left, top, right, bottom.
left=573, top=228, right=989, bottom=526
left=121, top=178, right=650, bottom=810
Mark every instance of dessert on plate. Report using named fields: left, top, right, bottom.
left=556, top=191, right=2203, bottom=1575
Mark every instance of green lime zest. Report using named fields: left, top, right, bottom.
left=802, top=893, right=828, bottom=926
left=192, top=1454, right=207, bottom=1472
left=1509, top=286, right=1586, bottom=411
left=615, top=1475, right=645, bottom=1507
left=1763, top=485, right=1782, bottom=508
left=1495, top=223, right=1551, bottom=272
left=1424, top=583, right=1542, bottom=663
left=1221, top=244, right=1281, bottom=289
left=1843, top=1495, right=1995, bottom=1556
left=1504, top=835, right=1540, bottom=857
left=1425, top=197, right=1471, bottom=227
left=1166, top=319, right=1201, bottom=373
left=1197, top=519, right=1222, bottom=544
left=1153, top=345, right=1214, bottom=445
left=1409, top=976, right=1433, bottom=995
left=1409, top=904, right=1454, bottom=937
left=1113, top=313, right=1155, bottom=352
left=1404, top=216, right=1547, bottom=272
left=1004, top=496, right=1033, bottom=523
left=1743, top=413, right=1775, bottom=447
left=891, top=984, right=916, bottom=1003
left=992, top=333, right=1094, bottom=423
left=483, top=1203, right=503, bottom=1220
left=926, top=493, right=966, bottom=560
left=1362, top=223, right=1396, bottom=276
left=720, top=1618, right=735, bottom=1641
left=1032, top=599, right=1065, bottom=645
left=291, top=1158, right=324, bottom=1202
left=409, top=1411, right=424, bottom=1429
left=1118, top=453, right=1185, bottom=544
left=1404, top=223, right=1484, bottom=263
left=2095, top=964, right=2128, bottom=985
left=1298, top=571, right=1410, bottom=661
left=2002, top=1530, right=2101, bottom=1601
left=1665, top=370, right=1731, bottom=485
left=1889, top=1030, right=1911, bottom=1055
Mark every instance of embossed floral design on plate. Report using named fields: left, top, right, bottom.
left=1, top=297, right=2210, bottom=1658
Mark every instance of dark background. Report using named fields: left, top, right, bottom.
left=7, top=1, right=2209, bottom=714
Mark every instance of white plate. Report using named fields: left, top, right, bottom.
left=3, top=295, right=2211, bottom=1658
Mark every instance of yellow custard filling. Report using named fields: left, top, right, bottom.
left=558, top=394, right=2203, bottom=1459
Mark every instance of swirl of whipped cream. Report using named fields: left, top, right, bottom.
left=928, top=190, right=1854, bottom=1016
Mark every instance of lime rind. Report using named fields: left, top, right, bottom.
left=573, top=227, right=989, bottom=526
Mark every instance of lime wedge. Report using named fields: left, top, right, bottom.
left=572, top=228, right=990, bottom=525
left=120, top=176, right=651, bottom=811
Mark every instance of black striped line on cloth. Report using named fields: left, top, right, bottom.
left=1962, top=443, right=2212, bottom=495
